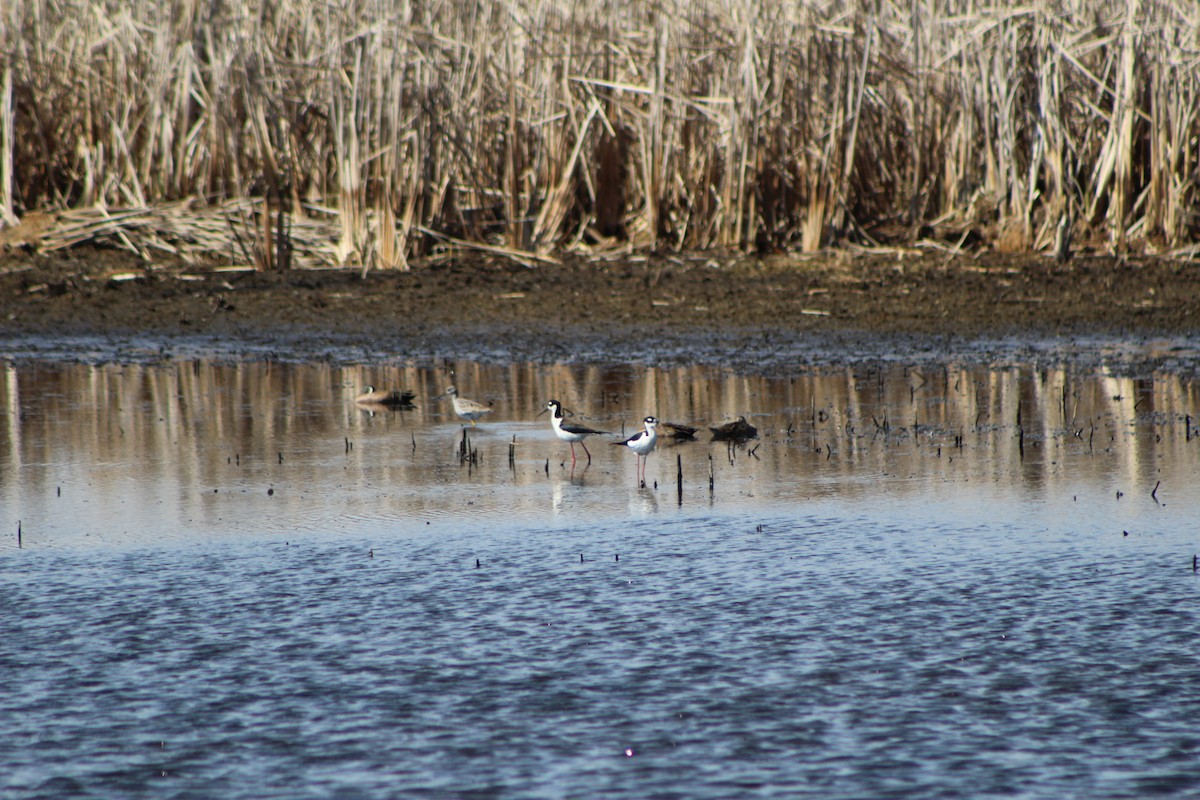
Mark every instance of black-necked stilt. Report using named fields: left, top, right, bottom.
left=710, top=416, right=757, bottom=442
left=613, top=416, right=658, bottom=484
left=356, top=385, right=416, bottom=408
left=538, top=399, right=609, bottom=466
left=436, top=385, right=493, bottom=426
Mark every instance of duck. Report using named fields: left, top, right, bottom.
left=657, top=421, right=698, bottom=442
left=710, top=416, right=757, bottom=442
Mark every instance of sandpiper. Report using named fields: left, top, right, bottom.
left=612, top=416, right=658, bottom=484
left=436, top=385, right=493, bottom=426
left=538, top=399, right=609, bottom=466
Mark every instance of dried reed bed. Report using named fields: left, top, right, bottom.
left=1, top=0, right=1198, bottom=269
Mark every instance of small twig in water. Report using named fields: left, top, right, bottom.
left=676, top=454, right=683, bottom=506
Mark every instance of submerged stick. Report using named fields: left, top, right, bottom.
left=676, top=453, right=683, bottom=506
left=1018, top=425, right=1025, bottom=460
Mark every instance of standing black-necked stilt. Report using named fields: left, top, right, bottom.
left=436, top=386, right=493, bottom=426
left=538, top=399, right=609, bottom=466
left=613, top=416, right=658, bottom=484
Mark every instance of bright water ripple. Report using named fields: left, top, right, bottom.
left=4, top=511, right=1200, bottom=799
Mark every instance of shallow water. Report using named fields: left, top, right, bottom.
left=3, top=355, right=1200, bottom=798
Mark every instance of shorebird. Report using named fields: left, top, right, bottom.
left=356, top=385, right=416, bottom=408
left=612, top=416, right=658, bottom=484
left=436, top=385, right=493, bottom=426
left=538, top=399, right=609, bottom=466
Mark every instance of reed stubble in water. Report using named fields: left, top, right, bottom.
left=2, top=0, right=1198, bottom=268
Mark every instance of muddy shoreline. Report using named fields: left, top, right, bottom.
left=2, top=247, right=1198, bottom=371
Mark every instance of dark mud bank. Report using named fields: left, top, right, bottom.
left=2, top=247, right=1198, bottom=372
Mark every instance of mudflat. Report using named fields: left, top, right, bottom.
left=1, top=246, right=1197, bottom=367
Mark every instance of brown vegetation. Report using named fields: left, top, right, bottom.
left=2, top=0, right=1199, bottom=269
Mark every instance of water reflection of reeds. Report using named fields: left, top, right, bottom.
left=3, top=359, right=1197, bottom=542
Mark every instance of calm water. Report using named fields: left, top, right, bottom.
left=3, top=354, right=1200, bottom=798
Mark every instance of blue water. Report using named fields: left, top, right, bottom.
left=3, top=357, right=1200, bottom=798
left=5, top=505, right=1200, bottom=799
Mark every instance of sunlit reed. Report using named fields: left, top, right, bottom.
left=2, top=0, right=1198, bottom=267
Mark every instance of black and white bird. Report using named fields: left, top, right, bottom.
left=612, top=416, right=658, bottom=484
left=356, top=385, right=416, bottom=408
left=538, top=399, right=609, bottom=466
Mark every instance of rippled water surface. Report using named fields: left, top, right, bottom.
left=3, top=354, right=1200, bottom=798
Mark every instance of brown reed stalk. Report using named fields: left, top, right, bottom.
left=0, top=66, right=13, bottom=226
left=2, top=0, right=1198, bottom=265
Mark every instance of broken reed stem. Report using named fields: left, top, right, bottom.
left=458, top=429, right=477, bottom=466
left=4, top=0, right=1200, bottom=264
left=676, top=453, right=683, bottom=506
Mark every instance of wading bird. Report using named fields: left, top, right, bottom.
left=613, top=416, right=658, bottom=485
left=356, top=385, right=416, bottom=408
left=539, top=399, right=609, bottom=466
left=436, top=385, right=493, bottom=426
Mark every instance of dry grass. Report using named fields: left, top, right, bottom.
left=1, top=0, right=1199, bottom=268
